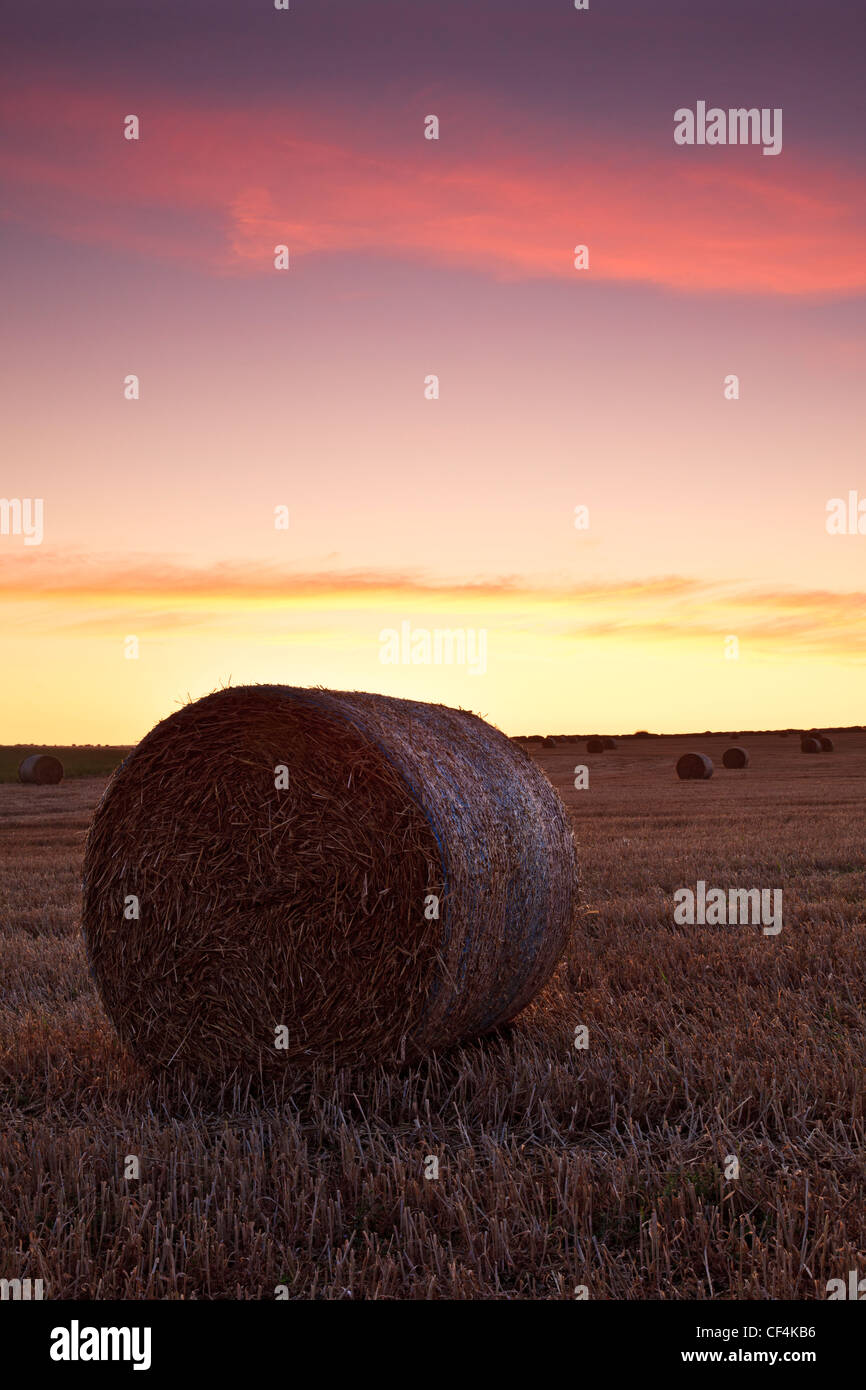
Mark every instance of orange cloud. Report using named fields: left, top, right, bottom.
left=2, top=81, right=864, bottom=295
left=3, top=553, right=866, bottom=658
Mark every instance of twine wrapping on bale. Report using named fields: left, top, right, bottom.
left=801, top=737, right=821, bottom=754
left=676, top=752, right=714, bottom=780
left=18, top=753, right=63, bottom=785
left=722, top=746, right=750, bottom=769
left=82, top=685, right=579, bottom=1078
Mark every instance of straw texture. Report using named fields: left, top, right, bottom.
left=18, top=754, right=63, bottom=785
left=82, top=685, right=579, bottom=1078
left=722, top=747, right=750, bottom=769
left=676, top=752, right=714, bottom=780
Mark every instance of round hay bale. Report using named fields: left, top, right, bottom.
left=722, top=746, right=750, bottom=769
left=676, top=752, right=714, bottom=780
left=819, top=735, right=834, bottom=752
left=801, top=736, right=821, bottom=754
left=82, top=685, right=579, bottom=1079
left=601, top=737, right=616, bottom=750
left=586, top=736, right=605, bottom=753
left=541, top=735, right=557, bottom=748
left=18, top=753, right=63, bottom=785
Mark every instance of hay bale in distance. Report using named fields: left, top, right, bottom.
left=801, top=736, right=821, bottom=754
left=602, top=737, right=616, bottom=750
left=586, top=736, right=605, bottom=752
left=541, top=735, right=557, bottom=747
left=722, top=746, right=750, bottom=769
left=819, top=735, right=834, bottom=752
left=18, top=753, right=63, bottom=785
left=82, top=685, right=579, bottom=1079
left=676, top=752, right=714, bottom=780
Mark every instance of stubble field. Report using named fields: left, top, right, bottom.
left=1, top=732, right=863, bottom=1298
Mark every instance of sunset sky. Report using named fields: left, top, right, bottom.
left=2, top=0, right=865, bottom=741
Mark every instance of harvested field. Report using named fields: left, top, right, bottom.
left=0, top=731, right=864, bottom=1299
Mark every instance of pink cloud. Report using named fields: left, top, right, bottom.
left=1, top=80, right=865, bottom=295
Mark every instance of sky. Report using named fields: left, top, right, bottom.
left=1, top=0, right=865, bottom=740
